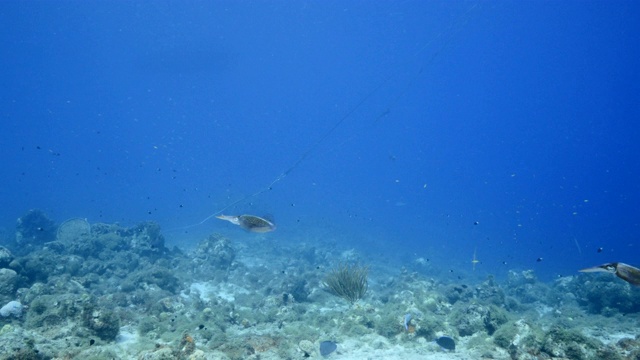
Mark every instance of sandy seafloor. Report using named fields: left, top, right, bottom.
left=0, top=212, right=639, bottom=360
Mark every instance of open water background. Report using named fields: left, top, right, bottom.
left=1, top=1, right=639, bottom=282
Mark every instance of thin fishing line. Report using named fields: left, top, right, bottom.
left=318, top=1, right=479, bottom=160
left=179, top=2, right=480, bottom=230
left=178, top=87, right=386, bottom=230
left=382, top=1, right=480, bottom=122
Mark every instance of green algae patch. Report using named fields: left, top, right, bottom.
left=541, top=326, right=602, bottom=360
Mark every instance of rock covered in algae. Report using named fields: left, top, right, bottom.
left=0, top=268, right=18, bottom=298
left=451, top=303, right=508, bottom=336
left=492, top=319, right=541, bottom=351
left=0, top=246, right=13, bottom=268
left=129, top=221, right=166, bottom=256
left=298, top=339, right=315, bottom=356
left=15, top=209, right=56, bottom=247
left=83, top=303, right=120, bottom=341
left=541, top=326, right=601, bottom=359
left=136, top=332, right=200, bottom=360
left=193, top=233, right=236, bottom=270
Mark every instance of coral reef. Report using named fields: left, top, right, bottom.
left=574, top=275, right=640, bottom=315
left=0, top=213, right=638, bottom=359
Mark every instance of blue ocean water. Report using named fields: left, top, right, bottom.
left=1, top=1, right=638, bottom=283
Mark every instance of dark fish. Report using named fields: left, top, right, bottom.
left=216, top=214, right=276, bottom=233
left=319, top=340, right=337, bottom=357
left=435, top=336, right=455, bottom=351
left=580, top=262, right=640, bottom=286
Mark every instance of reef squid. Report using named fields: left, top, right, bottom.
left=216, top=214, right=276, bottom=233
left=579, top=262, right=640, bottom=286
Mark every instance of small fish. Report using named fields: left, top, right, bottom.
left=580, top=262, right=640, bottom=286
left=319, top=340, right=337, bottom=357
left=471, top=248, right=480, bottom=271
left=403, top=313, right=412, bottom=331
left=216, top=214, right=276, bottom=233
left=435, top=336, right=455, bottom=351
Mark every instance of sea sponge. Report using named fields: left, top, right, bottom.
left=0, top=300, right=24, bottom=317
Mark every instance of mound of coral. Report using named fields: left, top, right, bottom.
left=0, top=209, right=639, bottom=360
